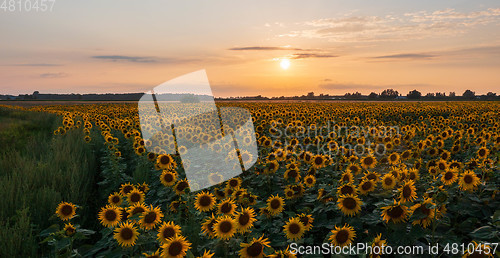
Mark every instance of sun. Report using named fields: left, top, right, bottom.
left=280, top=59, right=290, bottom=70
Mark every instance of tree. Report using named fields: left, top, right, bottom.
left=449, top=92, right=456, bottom=98
left=380, top=89, right=399, bottom=98
left=407, top=90, right=422, bottom=99
left=368, top=92, right=378, bottom=99
left=462, top=90, right=475, bottom=99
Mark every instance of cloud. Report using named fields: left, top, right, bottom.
left=228, top=46, right=306, bottom=51
left=290, top=53, right=338, bottom=59
left=92, top=55, right=158, bottom=63
left=279, top=8, right=500, bottom=42
left=40, top=72, right=68, bottom=78
left=372, top=53, right=436, bottom=59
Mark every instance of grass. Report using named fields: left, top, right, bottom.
left=0, top=107, right=99, bottom=257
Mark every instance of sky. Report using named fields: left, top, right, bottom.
left=1, top=0, right=499, bottom=97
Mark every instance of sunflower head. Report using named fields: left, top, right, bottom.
left=459, top=170, right=480, bottom=191
left=337, top=194, right=363, bottom=217
left=235, top=207, right=257, bottom=233
left=239, top=235, right=271, bottom=258
left=157, top=221, right=182, bottom=244
left=194, top=191, right=216, bottom=212
left=283, top=217, right=305, bottom=241
left=64, top=223, right=76, bottom=236
left=381, top=199, right=409, bottom=224
left=217, top=198, right=237, bottom=215
left=328, top=224, right=356, bottom=247
left=213, top=215, right=237, bottom=240
left=99, top=205, right=122, bottom=227
left=160, top=235, right=192, bottom=258
left=56, top=202, right=77, bottom=221
left=139, top=205, right=164, bottom=230
left=108, top=192, right=123, bottom=206
left=127, top=189, right=145, bottom=205
left=160, top=170, right=178, bottom=186
left=114, top=221, right=139, bottom=247
left=266, top=195, right=285, bottom=216
left=398, top=180, right=417, bottom=203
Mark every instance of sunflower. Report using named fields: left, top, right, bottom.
left=284, top=187, right=295, bottom=199
left=64, top=223, right=76, bottom=236
left=160, top=235, right=192, bottom=258
left=361, top=172, right=379, bottom=183
left=98, top=205, right=121, bottom=227
left=157, top=221, right=182, bottom=244
left=297, top=213, right=314, bottom=231
left=370, top=234, right=387, bottom=258
left=283, top=217, right=305, bottom=241
left=303, top=175, right=316, bottom=187
left=217, top=198, right=237, bottom=216
left=201, top=214, right=218, bottom=238
left=239, top=235, right=270, bottom=258
left=266, top=195, right=285, bottom=216
left=328, top=224, right=356, bottom=247
left=55, top=202, right=77, bottom=221
left=477, top=147, right=489, bottom=159
left=398, top=180, right=417, bottom=203
left=160, top=170, right=178, bottom=187
left=127, top=189, right=145, bottom=204
left=108, top=192, right=123, bottom=206
left=459, top=170, right=480, bottom=191
left=381, top=199, right=409, bottom=223
left=340, top=170, right=354, bottom=184
left=410, top=199, right=435, bottom=228
left=213, top=216, right=237, bottom=240
left=436, top=159, right=448, bottom=172
left=428, top=166, right=439, bottom=177
left=360, top=155, right=377, bottom=169
left=358, top=180, right=376, bottom=195
left=194, top=191, right=216, bottom=212
left=139, top=205, right=163, bottom=230
left=227, top=177, right=242, bottom=189
left=337, top=194, right=362, bottom=217
left=284, top=168, right=301, bottom=182
left=196, top=250, right=214, bottom=258
left=174, top=179, right=190, bottom=195
left=120, top=183, right=136, bottom=196
left=157, top=154, right=176, bottom=170
left=381, top=174, right=396, bottom=189
left=127, top=202, right=147, bottom=217
left=311, top=154, right=326, bottom=169
left=441, top=168, right=459, bottom=185
left=345, top=163, right=361, bottom=175
left=388, top=152, right=400, bottom=164
left=407, top=168, right=420, bottom=181
left=235, top=207, right=257, bottom=233
left=271, top=247, right=297, bottom=258
left=143, top=249, right=161, bottom=258
left=114, top=221, right=139, bottom=247
left=337, top=183, right=358, bottom=196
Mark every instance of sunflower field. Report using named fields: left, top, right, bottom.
left=1, top=101, right=499, bottom=257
